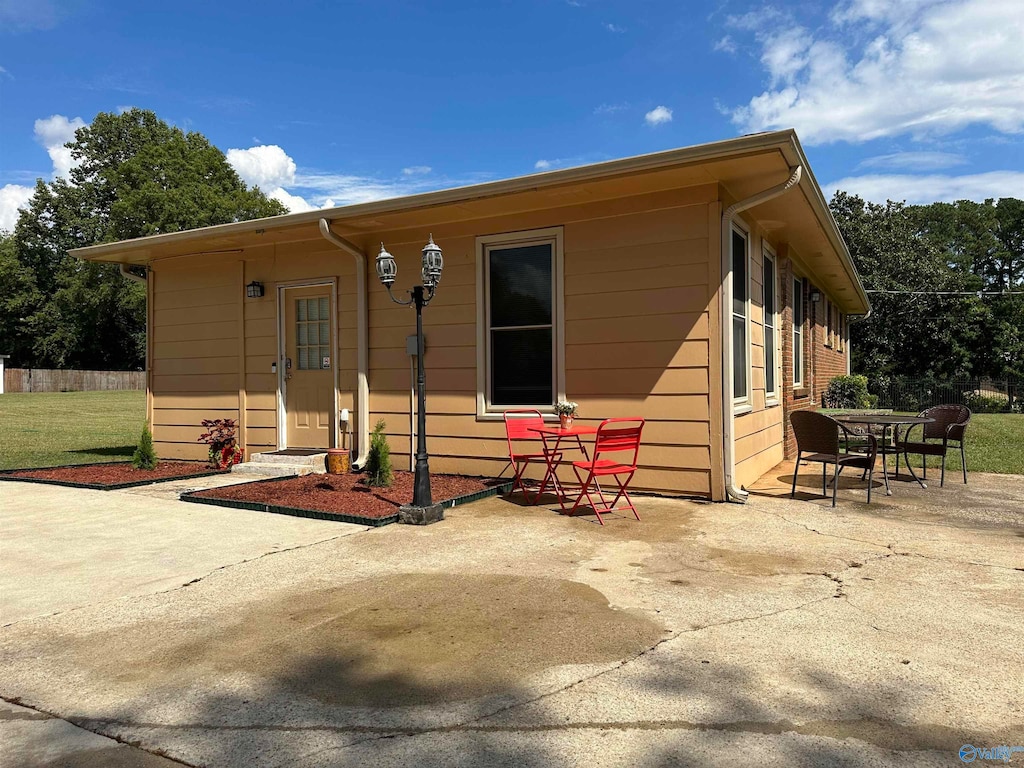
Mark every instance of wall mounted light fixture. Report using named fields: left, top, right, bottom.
left=246, top=281, right=265, bottom=299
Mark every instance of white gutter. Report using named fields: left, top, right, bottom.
left=318, top=220, right=370, bottom=469
left=721, top=165, right=803, bottom=503
left=118, top=263, right=147, bottom=283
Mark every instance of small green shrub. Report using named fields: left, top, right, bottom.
left=131, top=423, right=158, bottom=470
left=365, top=418, right=393, bottom=487
left=823, top=375, right=871, bottom=409
left=963, top=391, right=1009, bottom=413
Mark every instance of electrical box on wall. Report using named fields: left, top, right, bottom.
left=406, top=334, right=425, bottom=356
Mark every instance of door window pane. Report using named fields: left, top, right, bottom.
left=296, top=297, right=331, bottom=370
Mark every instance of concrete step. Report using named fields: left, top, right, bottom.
left=231, top=462, right=323, bottom=477
left=232, top=450, right=329, bottom=477
left=248, top=451, right=328, bottom=467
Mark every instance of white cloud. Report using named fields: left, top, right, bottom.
left=0, top=184, right=33, bottom=232
left=34, top=114, right=86, bottom=178
left=644, top=106, right=673, bottom=126
left=604, top=22, right=626, bottom=33
left=226, top=145, right=296, bottom=191
left=713, top=36, right=737, bottom=54
left=0, top=65, right=11, bottom=79
left=227, top=144, right=462, bottom=213
left=533, top=157, right=580, bottom=171
left=594, top=102, right=629, bottom=115
left=270, top=187, right=315, bottom=213
left=728, top=0, right=1024, bottom=144
left=857, top=151, right=967, bottom=171
left=828, top=170, right=1024, bottom=204
left=0, top=0, right=60, bottom=31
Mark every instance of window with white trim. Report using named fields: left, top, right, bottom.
left=477, top=228, right=564, bottom=415
left=731, top=226, right=749, bottom=403
left=763, top=248, right=778, bottom=401
left=793, top=277, right=805, bottom=387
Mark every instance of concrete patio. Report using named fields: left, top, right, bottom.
left=1, top=463, right=1022, bottom=767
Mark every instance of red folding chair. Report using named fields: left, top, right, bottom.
left=568, top=418, right=644, bottom=525
left=503, top=409, right=560, bottom=504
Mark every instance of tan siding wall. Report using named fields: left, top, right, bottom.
left=149, top=184, right=721, bottom=495
left=363, top=190, right=718, bottom=496
left=151, top=261, right=242, bottom=460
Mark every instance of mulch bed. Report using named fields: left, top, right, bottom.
left=0, top=461, right=229, bottom=490
left=183, top=471, right=512, bottom=526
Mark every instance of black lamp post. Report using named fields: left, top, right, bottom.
left=376, top=235, right=445, bottom=525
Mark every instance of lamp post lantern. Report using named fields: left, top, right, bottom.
left=376, top=235, right=445, bottom=524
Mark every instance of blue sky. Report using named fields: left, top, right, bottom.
left=1, top=0, right=1022, bottom=231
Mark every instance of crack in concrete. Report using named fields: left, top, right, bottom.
left=756, top=509, right=1021, bottom=573
left=0, top=532, right=359, bottom=630
left=67, top=710, right=988, bottom=761
left=0, top=695, right=199, bottom=767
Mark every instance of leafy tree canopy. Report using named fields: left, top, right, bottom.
left=831, top=193, right=1024, bottom=381
left=5, top=109, right=286, bottom=369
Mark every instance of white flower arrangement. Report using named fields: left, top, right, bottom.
left=554, top=400, right=579, bottom=417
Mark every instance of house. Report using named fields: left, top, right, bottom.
left=72, top=130, right=869, bottom=501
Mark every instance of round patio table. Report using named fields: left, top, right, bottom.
left=833, top=414, right=934, bottom=496
left=527, top=424, right=598, bottom=507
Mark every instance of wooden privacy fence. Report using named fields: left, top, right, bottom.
left=3, top=368, right=145, bottom=393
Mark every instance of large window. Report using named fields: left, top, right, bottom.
left=793, top=277, right=805, bottom=387
left=732, top=227, right=749, bottom=403
left=763, top=248, right=778, bottom=401
left=477, top=228, right=563, bottom=415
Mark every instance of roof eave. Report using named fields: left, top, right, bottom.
left=71, top=130, right=798, bottom=261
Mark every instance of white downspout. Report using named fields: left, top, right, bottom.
left=318, top=219, right=371, bottom=469
left=118, top=263, right=147, bottom=283
left=721, top=165, right=802, bottom=502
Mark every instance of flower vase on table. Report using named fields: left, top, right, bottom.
left=555, top=400, right=579, bottom=431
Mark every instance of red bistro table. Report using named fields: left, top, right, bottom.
left=527, top=424, right=598, bottom=505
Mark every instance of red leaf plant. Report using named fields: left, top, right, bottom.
left=198, top=418, right=243, bottom=470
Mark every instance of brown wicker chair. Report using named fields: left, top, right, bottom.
left=895, top=404, right=971, bottom=486
left=790, top=411, right=878, bottom=506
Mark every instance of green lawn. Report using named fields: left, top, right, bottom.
left=0, top=390, right=1020, bottom=475
left=825, top=411, right=1023, bottom=476
left=902, top=412, right=1024, bottom=476
left=0, top=390, right=146, bottom=470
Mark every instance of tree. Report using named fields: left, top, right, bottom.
left=830, top=192, right=978, bottom=379
left=0, top=232, right=40, bottom=363
left=5, top=109, right=287, bottom=369
left=831, top=193, right=1024, bottom=381
left=910, top=198, right=1024, bottom=378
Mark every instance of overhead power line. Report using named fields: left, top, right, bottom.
left=864, top=289, right=1024, bottom=296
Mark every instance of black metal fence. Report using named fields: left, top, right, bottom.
left=867, top=376, right=1020, bottom=413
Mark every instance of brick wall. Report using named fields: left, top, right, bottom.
left=779, top=251, right=851, bottom=457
